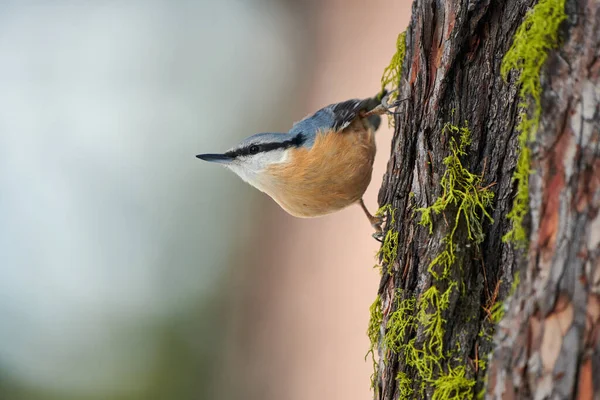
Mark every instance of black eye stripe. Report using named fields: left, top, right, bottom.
left=226, top=134, right=306, bottom=158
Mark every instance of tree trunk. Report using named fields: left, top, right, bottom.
left=371, top=0, right=600, bottom=399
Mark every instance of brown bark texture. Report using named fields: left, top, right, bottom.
left=374, top=0, right=599, bottom=399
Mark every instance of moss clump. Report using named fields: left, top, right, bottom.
left=488, top=270, right=521, bottom=325
left=400, top=283, right=458, bottom=395
left=477, top=387, right=486, bottom=400
left=374, top=122, right=491, bottom=397
left=398, top=121, right=486, bottom=397
left=489, top=300, right=505, bottom=324
left=432, top=365, right=476, bottom=400
left=381, top=31, right=407, bottom=126
left=376, top=205, right=399, bottom=273
left=366, top=295, right=383, bottom=390
left=511, top=270, right=520, bottom=294
left=417, top=284, right=456, bottom=359
left=376, top=284, right=460, bottom=397
left=381, top=31, right=407, bottom=98
left=417, top=123, right=494, bottom=279
left=396, top=371, right=414, bottom=400
left=501, top=0, right=567, bottom=244
left=383, top=293, right=416, bottom=353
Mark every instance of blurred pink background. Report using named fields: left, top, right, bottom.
left=0, top=1, right=411, bottom=399
left=225, top=2, right=411, bottom=400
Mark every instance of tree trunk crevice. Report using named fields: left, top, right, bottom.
left=373, top=0, right=599, bottom=399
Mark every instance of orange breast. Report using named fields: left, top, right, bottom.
left=264, top=119, right=376, bottom=217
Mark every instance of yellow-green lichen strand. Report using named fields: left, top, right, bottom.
left=401, top=283, right=457, bottom=392
left=432, top=365, right=475, bottom=400
left=501, top=0, right=567, bottom=245
left=383, top=293, right=416, bottom=354
left=366, top=295, right=383, bottom=390
left=417, top=283, right=457, bottom=359
left=381, top=31, right=407, bottom=126
left=416, top=123, right=494, bottom=279
left=381, top=31, right=407, bottom=96
left=376, top=205, right=399, bottom=273
left=396, top=371, right=414, bottom=400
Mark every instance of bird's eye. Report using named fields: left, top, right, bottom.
left=249, top=145, right=260, bottom=154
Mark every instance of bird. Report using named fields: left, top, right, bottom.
left=196, top=91, right=400, bottom=236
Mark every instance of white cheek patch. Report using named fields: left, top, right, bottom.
left=275, top=149, right=290, bottom=164
left=226, top=149, right=290, bottom=192
left=227, top=164, right=257, bottom=185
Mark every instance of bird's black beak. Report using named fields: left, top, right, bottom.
left=196, top=153, right=234, bottom=165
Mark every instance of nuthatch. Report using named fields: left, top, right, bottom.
left=196, top=91, right=400, bottom=235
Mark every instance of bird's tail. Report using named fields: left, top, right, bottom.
left=364, top=89, right=388, bottom=131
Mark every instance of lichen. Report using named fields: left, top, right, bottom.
left=417, top=284, right=456, bottom=359
left=396, top=371, right=414, bottom=400
left=477, top=387, right=486, bottom=400
left=372, top=122, right=494, bottom=397
left=489, top=298, right=506, bottom=324
left=477, top=357, right=487, bottom=372
left=399, top=283, right=457, bottom=395
left=366, top=295, right=383, bottom=390
left=488, top=271, right=521, bottom=325
left=417, top=123, right=495, bottom=279
left=501, top=0, right=567, bottom=245
left=390, top=121, right=491, bottom=398
left=383, top=293, right=416, bottom=354
left=376, top=205, right=399, bottom=273
left=381, top=31, right=407, bottom=98
left=511, top=271, right=520, bottom=294
left=381, top=31, right=407, bottom=126
left=432, top=365, right=475, bottom=400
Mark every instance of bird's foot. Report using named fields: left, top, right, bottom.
left=361, top=93, right=409, bottom=117
left=358, top=198, right=390, bottom=242
left=372, top=231, right=385, bottom=242
left=369, top=214, right=387, bottom=242
left=380, top=89, right=410, bottom=115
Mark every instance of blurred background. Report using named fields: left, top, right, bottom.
left=0, top=1, right=410, bottom=399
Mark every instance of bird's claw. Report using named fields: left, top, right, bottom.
left=370, top=214, right=387, bottom=242
left=372, top=231, right=385, bottom=242
left=380, top=89, right=410, bottom=115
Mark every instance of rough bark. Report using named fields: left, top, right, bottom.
left=486, top=1, right=600, bottom=398
left=373, top=0, right=599, bottom=399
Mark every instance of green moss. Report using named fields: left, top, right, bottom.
left=383, top=293, right=416, bottom=353
left=396, top=371, right=414, bottom=400
left=366, top=295, right=383, bottom=390
left=477, top=358, right=487, bottom=372
left=372, top=123, right=496, bottom=397
left=489, top=299, right=505, bottom=324
left=477, top=387, right=486, bottom=400
left=376, top=205, right=399, bottom=273
left=404, top=339, right=434, bottom=398
left=381, top=31, right=407, bottom=126
left=397, top=121, right=492, bottom=398
left=477, top=325, right=493, bottom=342
left=381, top=31, right=407, bottom=97
left=417, top=284, right=456, bottom=358
left=511, top=271, right=520, bottom=294
left=501, top=0, right=567, bottom=245
left=417, top=123, right=494, bottom=279
left=400, top=282, right=457, bottom=394
left=488, top=271, right=521, bottom=325
left=432, top=365, right=475, bottom=400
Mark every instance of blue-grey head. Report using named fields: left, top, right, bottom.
left=196, top=132, right=306, bottom=188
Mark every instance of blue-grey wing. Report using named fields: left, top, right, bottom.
left=288, top=96, right=381, bottom=148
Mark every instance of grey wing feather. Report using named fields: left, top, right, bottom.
left=288, top=96, right=379, bottom=147
left=329, top=98, right=373, bottom=131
